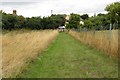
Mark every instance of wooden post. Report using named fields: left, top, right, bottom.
left=108, top=24, right=112, bottom=55
left=110, top=23, right=112, bottom=30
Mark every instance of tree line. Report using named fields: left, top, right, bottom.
left=1, top=1, right=120, bottom=31
left=1, top=11, right=66, bottom=30
left=66, top=1, right=120, bottom=30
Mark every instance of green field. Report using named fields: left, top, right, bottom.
left=20, top=32, right=118, bottom=78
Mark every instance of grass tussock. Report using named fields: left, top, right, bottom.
left=69, top=30, right=118, bottom=57
left=2, top=30, right=58, bottom=78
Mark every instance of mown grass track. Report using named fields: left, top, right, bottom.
left=20, top=32, right=118, bottom=78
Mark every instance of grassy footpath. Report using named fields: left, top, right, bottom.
left=20, top=32, right=118, bottom=78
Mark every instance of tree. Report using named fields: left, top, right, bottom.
left=105, top=2, right=120, bottom=28
left=91, top=14, right=110, bottom=30
left=15, top=15, right=25, bottom=29
left=25, top=17, right=42, bottom=30
left=67, top=13, right=80, bottom=29
left=81, top=14, right=89, bottom=20
left=2, top=13, right=17, bottom=30
left=2, top=12, right=66, bottom=30
left=50, top=14, right=66, bottom=29
left=83, top=13, right=112, bottom=30
left=84, top=19, right=93, bottom=29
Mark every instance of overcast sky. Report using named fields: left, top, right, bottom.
left=0, top=0, right=119, bottom=17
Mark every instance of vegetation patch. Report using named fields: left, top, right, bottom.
left=2, top=30, right=58, bottom=78
left=20, top=33, right=118, bottom=78
left=69, top=30, right=118, bottom=57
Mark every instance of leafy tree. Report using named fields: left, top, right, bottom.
left=2, top=13, right=17, bottom=30
left=1, top=12, right=65, bottom=30
left=25, top=17, right=42, bottom=30
left=67, top=13, right=80, bottom=29
left=105, top=2, right=120, bottom=28
left=50, top=14, right=66, bottom=29
left=84, top=19, right=93, bottom=29
left=83, top=13, right=111, bottom=30
left=91, top=14, right=110, bottom=30
left=15, top=15, right=25, bottom=29
left=81, top=14, right=89, bottom=20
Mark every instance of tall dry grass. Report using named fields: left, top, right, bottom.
left=69, top=30, right=118, bottom=57
left=2, top=30, right=58, bottom=78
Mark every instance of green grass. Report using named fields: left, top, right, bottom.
left=19, top=32, right=118, bottom=78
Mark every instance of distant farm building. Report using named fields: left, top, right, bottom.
left=65, top=15, right=70, bottom=27
left=65, top=15, right=84, bottom=27
left=65, top=15, right=70, bottom=21
left=80, top=21, right=84, bottom=25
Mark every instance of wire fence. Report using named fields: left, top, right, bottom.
left=70, top=24, right=119, bottom=57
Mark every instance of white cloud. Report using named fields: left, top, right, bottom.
left=1, top=0, right=119, bottom=17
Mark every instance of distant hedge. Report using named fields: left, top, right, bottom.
left=1, top=11, right=66, bottom=30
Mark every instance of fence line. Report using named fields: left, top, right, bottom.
left=69, top=29, right=118, bottom=57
